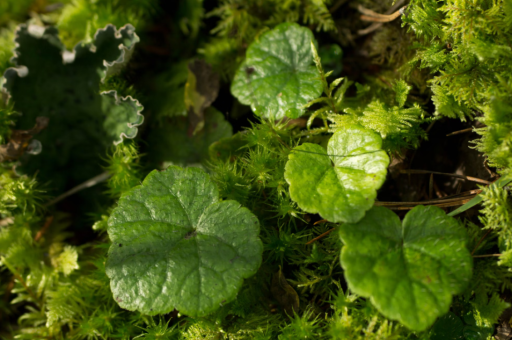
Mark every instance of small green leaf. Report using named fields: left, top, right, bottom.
left=284, top=125, right=389, bottom=223
left=339, top=205, right=473, bottom=331
left=106, top=166, right=263, bottom=317
left=231, top=23, right=322, bottom=119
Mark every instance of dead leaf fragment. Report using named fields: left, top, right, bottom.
left=0, top=116, right=49, bottom=162
left=184, top=60, right=220, bottom=136
left=271, top=266, right=299, bottom=316
left=496, top=320, right=512, bottom=340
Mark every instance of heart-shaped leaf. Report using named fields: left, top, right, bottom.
left=339, top=205, right=473, bottom=331
left=284, top=125, right=389, bottom=223
left=106, top=166, right=263, bottom=317
left=231, top=22, right=322, bottom=119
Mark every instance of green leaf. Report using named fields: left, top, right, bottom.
left=284, top=125, right=389, bottom=223
left=2, top=24, right=143, bottom=188
left=339, top=205, right=473, bottom=331
left=105, top=166, right=263, bottom=317
left=231, top=22, right=322, bottom=119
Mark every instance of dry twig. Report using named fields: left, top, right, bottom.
left=399, top=169, right=491, bottom=185
left=446, top=127, right=474, bottom=137
left=358, top=0, right=407, bottom=35
left=34, top=216, right=54, bottom=242
left=306, top=228, right=336, bottom=245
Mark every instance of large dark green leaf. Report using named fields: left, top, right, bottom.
left=106, top=166, right=263, bottom=316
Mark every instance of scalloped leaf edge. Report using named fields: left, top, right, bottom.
left=1, top=23, right=143, bottom=145
left=101, top=90, right=144, bottom=145
left=2, top=23, right=139, bottom=92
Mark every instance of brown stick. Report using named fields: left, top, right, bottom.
left=358, top=0, right=406, bottom=35
left=446, top=127, right=474, bottom=137
left=34, top=216, right=54, bottom=242
left=359, top=5, right=407, bottom=22
left=375, top=195, right=477, bottom=206
left=376, top=189, right=479, bottom=208
left=375, top=176, right=503, bottom=211
left=306, top=228, right=336, bottom=245
left=435, top=189, right=481, bottom=200
left=473, top=254, right=501, bottom=258
left=375, top=196, right=475, bottom=210
left=399, top=169, right=491, bottom=185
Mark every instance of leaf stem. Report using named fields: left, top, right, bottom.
left=306, top=228, right=336, bottom=245
left=446, top=127, right=474, bottom=137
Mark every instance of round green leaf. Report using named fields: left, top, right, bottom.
left=231, top=22, right=322, bottom=119
left=284, top=125, right=389, bottom=223
left=339, top=205, right=473, bottom=331
left=105, top=166, right=263, bottom=317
